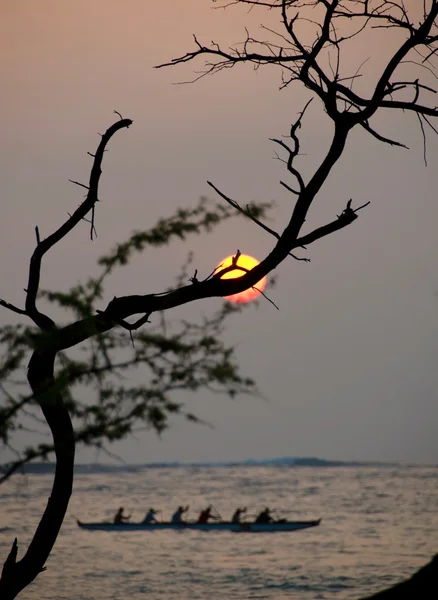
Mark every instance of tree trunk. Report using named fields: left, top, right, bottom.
left=0, top=350, right=75, bottom=599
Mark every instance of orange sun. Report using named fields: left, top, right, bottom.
left=215, top=254, right=267, bottom=304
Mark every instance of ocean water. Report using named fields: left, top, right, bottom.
left=0, top=465, right=436, bottom=599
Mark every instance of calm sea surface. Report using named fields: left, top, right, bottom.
left=0, top=465, right=436, bottom=599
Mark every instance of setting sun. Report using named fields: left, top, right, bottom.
left=215, top=254, right=267, bottom=304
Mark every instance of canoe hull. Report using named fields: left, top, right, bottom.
left=77, top=519, right=321, bottom=533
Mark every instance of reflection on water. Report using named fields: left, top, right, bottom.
left=0, top=466, right=436, bottom=599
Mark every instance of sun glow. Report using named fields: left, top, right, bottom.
left=216, top=254, right=267, bottom=304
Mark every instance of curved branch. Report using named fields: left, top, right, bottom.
left=0, top=300, right=27, bottom=316
left=47, top=196, right=365, bottom=356
left=360, top=120, right=409, bottom=148
left=24, top=119, right=133, bottom=330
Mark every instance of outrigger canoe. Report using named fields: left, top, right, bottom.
left=77, top=518, right=321, bottom=533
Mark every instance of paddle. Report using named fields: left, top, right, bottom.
left=154, top=509, right=163, bottom=523
left=210, top=504, right=222, bottom=521
left=270, top=508, right=289, bottom=523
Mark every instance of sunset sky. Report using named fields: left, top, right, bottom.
left=1, top=0, right=438, bottom=465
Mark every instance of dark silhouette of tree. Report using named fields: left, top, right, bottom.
left=2, top=0, right=438, bottom=597
left=0, top=120, right=270, bottom=598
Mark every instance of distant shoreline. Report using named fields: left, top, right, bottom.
left=2, top=456, right=434, bottom=475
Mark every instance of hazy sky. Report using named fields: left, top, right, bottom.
left=2, top=1, right=438, bottom=465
